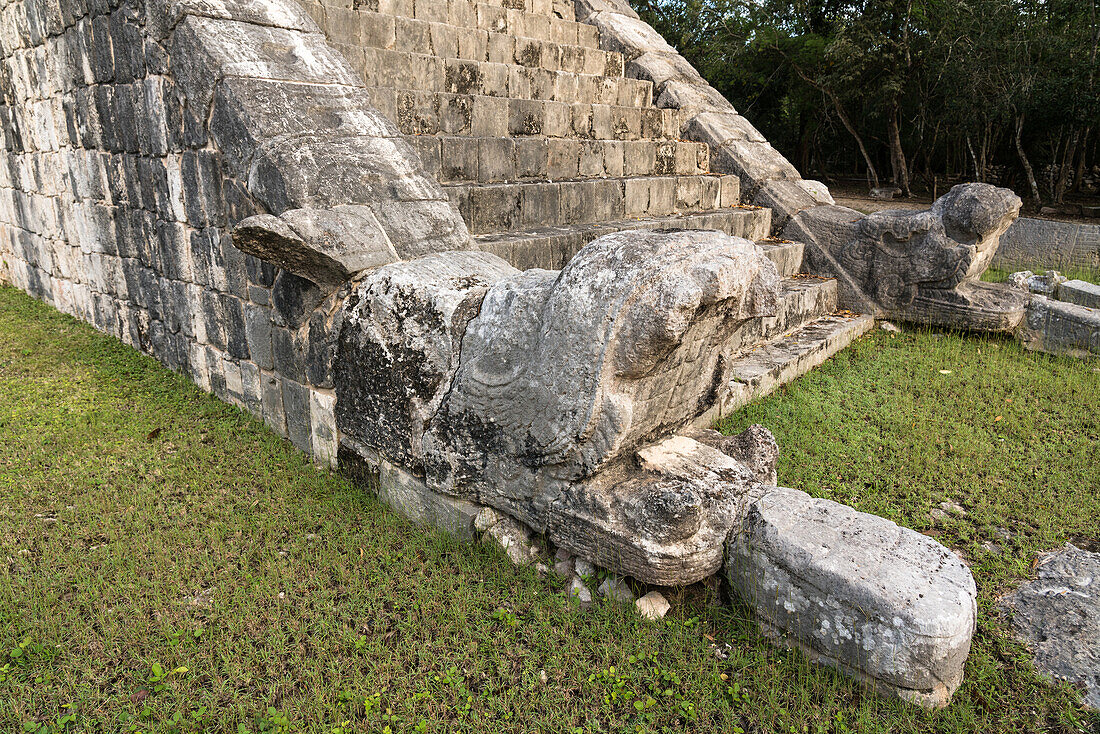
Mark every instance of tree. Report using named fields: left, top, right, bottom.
left=640, top=0, right=1100, bottom=206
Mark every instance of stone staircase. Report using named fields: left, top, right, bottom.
left=301, top=0, right=872, bottom=418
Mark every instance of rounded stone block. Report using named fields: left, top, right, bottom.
left=727, top=487, right=977, bottom=708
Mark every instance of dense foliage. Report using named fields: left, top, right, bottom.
left=640, top=0, right=1100, bottom=204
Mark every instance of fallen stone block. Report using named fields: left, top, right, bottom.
left=568, top=576, right=593, bottom=605
left=1000, top=543, right=1100, bottom=710
left=598, top=576, right=635, bottom=603
left=589, top=11, right=677, bottom=60
left=1057, top=279, right=1100, bottom=310
left=1016, top=295, right=1100, bottom=358
left=1008, top=269, right=1066, bottom=296
left=479, top=509, right=542, bottom=566
left=870, top=186, right=901, bottom=200
left=727, top=487, right=977, bottom=709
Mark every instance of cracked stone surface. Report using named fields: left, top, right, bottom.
left=1000, top=544, right=1100, bottom=709
left=336, top=229, right=783, bottom=586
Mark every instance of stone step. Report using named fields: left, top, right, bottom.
left=471, top=207, right=773, bottom=270
left=740, top=276, right=838, bottom=347
left=345, top=48, right=648, bottom=107
left=330, top=13, right=624, bottom=78
left=446, top=175, right=741, bottom=234
left=367, top=87, right=681, bottom=139
left=410, top=135, right=711, bottom=184
left=307, top=0, right=601, bottom=50
left=479, top=0, right=560, bottom=18
left=757, top=239, right=805, bottom=277
left=694, top=311, right=875, bottom=425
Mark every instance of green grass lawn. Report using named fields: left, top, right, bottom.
left=1, top=283, right=1098, bottom=734
left=983, top=265, right=1100, bottom=284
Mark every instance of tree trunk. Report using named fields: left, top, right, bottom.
left=1074, top=127, right=1091, bottom=192
left=828, top=90, right=880, bottom=189
left=1054, top=129, right=1079, bottom=205
left=966, top=136, right=981, bottom=182
left=887, top=105, right=911, bottom=196
left=1015, top=113, right=1041, bottom=204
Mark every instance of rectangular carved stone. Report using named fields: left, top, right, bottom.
left=170, top=16, right=361, bottom=113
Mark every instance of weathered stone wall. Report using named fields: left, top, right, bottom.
left=994, top=217, right=1100, bottom=274
left=0, top=0, right=467, bottom=464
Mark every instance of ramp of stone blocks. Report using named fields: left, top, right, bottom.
left=299, top=0, right=870, bottom=401
left=300, top=0, right=773, bottom=262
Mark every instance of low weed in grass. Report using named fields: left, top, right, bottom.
left=0, top=284, right=1097, bottom=732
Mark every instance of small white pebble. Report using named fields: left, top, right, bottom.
left=568, top=576, right=592, bottom=604
left=636, top=591, right=670, bottom=620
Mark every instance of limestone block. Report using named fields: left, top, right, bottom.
left=598, top=576, right=634, bottom=603
left=169, top=16, right=360, bottom=113
left=232, top=206, right=399, bottom=287
left=309, top=389, right=338, bottom=467
left=246, top=134, right=443, bottom=214
left=574, top=0, right=639, bottom=22
left=753, top=179, right=820, bottom=228
left=1000, top=544, right=1100, bottom=709
left=1008, top=269, right=1065, bottom=295
left=1016, top=295, right=1100, bottom=358
left=799, top=180, right=835, bottom=206
left=589, top=11, right=676, bottom=60
left=727, top=486, right=977, bottom=708
left=149, top=0, right=320, bottom=39
left=636, top=591, right=670, bottom=620
left=210, top=76, right=396, bottom=178
left=1057, top=279, right=1100, bottom=309
left=549, top=435, right=769, bottom=585
left=441, top=137, right=479, bottom=182
left=335, top=251, right=519, bottom=474
left=378, top=458, right=484, bottom=540
left=995, top=217, right=1100, bottom=273
left=271, top=271, right=323, bottom=328
left=656, top=80, right=736, bottom=124
left=709, top=140, right=801, bottom=193
left=479, top=509, right=541, bottom=565
left=784, top=185, right=1030, bottom=331
left=626, top=51, right=704, bottom=90
left=682, top=111, right=765, bottom=149
left=680, top=424, right=778, bottom=485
